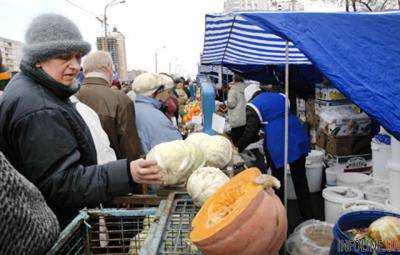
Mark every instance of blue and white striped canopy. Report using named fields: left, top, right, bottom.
left=201, top=13, right=311, bottom=66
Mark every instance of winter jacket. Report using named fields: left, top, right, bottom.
left=227, top=82, right=247, bottom=128
left=70, top=95, right=117, bottom=165
left=0, top=63, right=137, bottom=227
left=0, top=151, right=60, bottom=254
left=134, top=94, right=182, bottom=154
left=237, top=92, right=309, bottom=168
left=77, top=74, right=143, bottom=161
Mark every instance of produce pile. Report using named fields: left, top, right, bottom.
left=181, top=101, right=202, bottom=124
left=346, top=216, right=400, bottom=252
left=146, top=133, right=232, bottom=192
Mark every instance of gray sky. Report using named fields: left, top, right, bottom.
left=1, top=0, right=225, bottom=77
left=1, top=0, right=343, bottom=77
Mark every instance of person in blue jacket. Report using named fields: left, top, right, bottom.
left=236, top=90, right=314, bottom=220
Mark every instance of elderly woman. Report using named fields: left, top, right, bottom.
left=132, top=72, right=182, bottom=154
left=0, top=14, right=162, bottom=227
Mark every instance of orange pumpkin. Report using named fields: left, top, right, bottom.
left=190, top=168, right=287, bottom=255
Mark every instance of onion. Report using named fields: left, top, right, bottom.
left=368, top=216, right=400, bottom=251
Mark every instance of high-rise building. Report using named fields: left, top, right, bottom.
left=97, top=27, right=128, bottom=81
left=0, top=37, right=23, bottom=74
left=223, top=0, right=304, bottom=12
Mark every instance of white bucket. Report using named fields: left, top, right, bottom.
left=385, top=199, right=400, bottom=213
left=363, top=184, right=390, bottom=204
left=371, top=140, right=391, bottom=180
left=306, top=150, right=325, bottom=165
left=391, top=136, right=400, bottom=166
left=286, top=151, right=324, bottom=200
left=336, top=172, right=372, bottom=190
left=322, top=186, right=364, bottom=224
left=342, top=200, right=390, bottom=215
left=325, top=167, right=338, bottom=186
left=389, top=163, right=400, bottom=208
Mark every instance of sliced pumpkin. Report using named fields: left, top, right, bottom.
left=190, top=168, right=287, bottom=255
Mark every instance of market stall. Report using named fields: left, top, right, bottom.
left=50, top=11, right=400, bottom=255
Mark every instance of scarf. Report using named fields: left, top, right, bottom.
left=20, top=60, right=80, bottom=100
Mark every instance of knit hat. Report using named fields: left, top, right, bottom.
left=23, top=14, right=91, bottom=64
left=132, top=73, right=163, bottom=97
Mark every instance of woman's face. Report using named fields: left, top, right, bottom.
left=36, top=52, right=82, bottom=86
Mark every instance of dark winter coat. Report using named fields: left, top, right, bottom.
left=0, top=62, right=136, bottom=227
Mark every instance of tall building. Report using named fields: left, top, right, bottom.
left=0, top=37, right=23, bottom=74
left=97, top=27, right=128, bottom=81
left=223, top=0, right=304, bottom=12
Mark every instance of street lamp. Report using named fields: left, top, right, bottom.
left=169, top=57, right=179, bottom=74
left=104, top=0, right=126, bottom=51
left=155, top=45, right=166, bottom=73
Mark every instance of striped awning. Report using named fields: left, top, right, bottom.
left=201, top=13, right=311, bottom=66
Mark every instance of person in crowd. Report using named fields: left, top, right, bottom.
left=132, top=72, right=182, bottom=154
left=158, top=73, right=180, bottom=121
left=70, top=95, right=117, bottom=164
left=77, top=51, right=143, bottom=162
left=227, top=74, right=247, bottom=145
left=0, top=50, right=11, bottom=91
left=0, top=151, right=60, bottom=254
left=174, top=77, right=189, bottom=105
left=237, top=84, right=269, bottom=174
left=0, top=14, right=162, bottom=227
left=235, top=90, right=314, bottom=220
left=111, top=79, right=121, bottom=90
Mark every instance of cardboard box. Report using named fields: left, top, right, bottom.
left=318, top=133, right=372, bottom=156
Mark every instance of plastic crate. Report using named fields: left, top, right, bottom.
left=48, top=207, right=161, bottom=255
left=141, top=192, right=201, bottom=255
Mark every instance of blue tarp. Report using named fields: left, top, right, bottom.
left=202, top=12, right=400, bottom=140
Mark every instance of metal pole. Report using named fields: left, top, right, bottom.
left=155, top=51, right=158, bottom=73
left=284, top=40, right=290, bottom=230
left=218, top=65, right=223, bottom=88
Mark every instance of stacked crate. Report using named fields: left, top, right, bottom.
left=307, top=82, right=372, bottom=173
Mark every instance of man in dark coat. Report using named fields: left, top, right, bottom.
left=0, top=14, right=162, bottom=227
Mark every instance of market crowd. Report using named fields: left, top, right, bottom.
left=0, top=13, right=313, bottom=254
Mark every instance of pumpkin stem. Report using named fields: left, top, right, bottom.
left=253, top=174, right=281, bottom=189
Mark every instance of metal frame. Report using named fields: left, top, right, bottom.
left=140, top=192, right=200, bottom=255
left=49, top=207, right=162, bottom=255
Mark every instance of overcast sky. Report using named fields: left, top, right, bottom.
left=1, top=0, right=225, bottom=77
left=1, top=0, right=342, bottom=77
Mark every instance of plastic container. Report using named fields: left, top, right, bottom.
left=389, top=163, right=400, bottom=208
left=286, top=220, right=334, bottom=255
left=288, top=150, right=324, bottom=200
left=371, top=140, right=391, bottom=180
left=341, top=200, right=390, bottom=215
left=336, top=172, right=371, bottom=190
left=325, top=167, right=338, bottom=186
left=391, top=136, right=400, bottom=166
left=363, top=184, right=390, bottom=204
left=322, top=186, right=364, bottom=224
left=330, top=210, right=400, bottom=255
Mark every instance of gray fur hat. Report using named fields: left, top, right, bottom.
left=23, top=14, right=91, bottom=64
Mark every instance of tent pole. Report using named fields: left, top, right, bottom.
left=284, top=40, right=290, bottom=239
